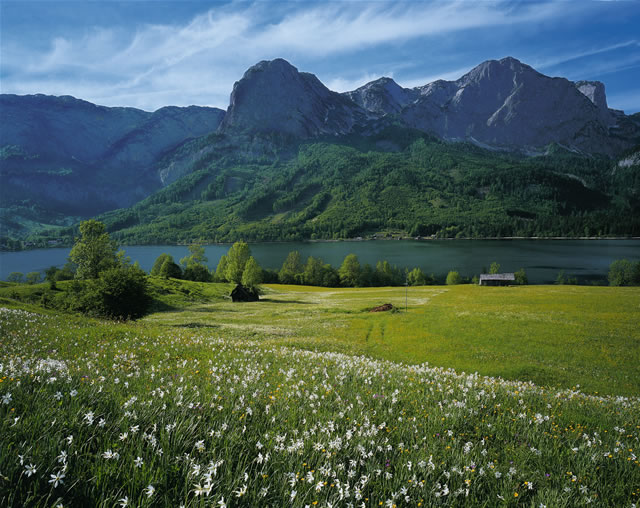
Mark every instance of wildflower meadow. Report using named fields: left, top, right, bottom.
left=1, top=298, right=639, bottom=506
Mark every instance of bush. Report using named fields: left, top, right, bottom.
left=446, top=270, right=462, bottom=285
left=182, top=264, right=212, bottom=282
left=159, top=258, right=183, bottom=279
left=608, top=259, right=640, bottom=286
left=514, top=268, right=528, bottom=285
left=64, top=265, right=151, bottom=320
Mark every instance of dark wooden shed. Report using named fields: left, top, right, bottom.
left=479, top=273, right=515, bottom=286
left=230, top=284, right=260, bottom=302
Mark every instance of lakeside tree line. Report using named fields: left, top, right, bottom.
left=4, top=221, right=639, bottom=321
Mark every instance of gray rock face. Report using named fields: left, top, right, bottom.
left=575, top=80, right=608, bottom=109
left=219, top=59, right=368, bottom=138
left=345, top=57, right=638, bottom=156
left=343, top=77, right=418, bottom=116
left=0, top=94, right=224, bottom=214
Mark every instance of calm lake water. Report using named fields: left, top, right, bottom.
left=1, top=240, right=638, bottom=284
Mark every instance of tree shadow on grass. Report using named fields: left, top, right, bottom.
left=258, top=298, right=315, bottom=304
left=176, top=322, right=220, bottom=329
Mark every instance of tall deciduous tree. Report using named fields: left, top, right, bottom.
left=225, top=242, right=251, bottom=284
left=215, top=255, right=229, bottom=282
left=339, top=254, right=361, bottom=287
left=69, top=220, right=118, bottom=279
left=279, top=251, right=303, bottom=284
left=180, top=244, right=207, bottom=268
left=241, top=256, right=263, bottom=289
left=489, top=262, right=501, bottom=274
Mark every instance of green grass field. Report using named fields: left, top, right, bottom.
left=142, top=282, right=640, bottom=397
left=1, top=281, right=639, bottom=506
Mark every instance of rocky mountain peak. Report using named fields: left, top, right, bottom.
left=575, top=80, right=608, bottom=109
left=219, top=58, right=366, bottom=138
left=343, top=77, right=417, bottom=116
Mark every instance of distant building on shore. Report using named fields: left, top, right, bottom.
left=479, top=273, right=515, bottom=286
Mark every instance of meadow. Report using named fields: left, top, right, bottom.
left=1, top=281, right=639, bottom=506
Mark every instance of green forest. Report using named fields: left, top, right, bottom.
left=22, top=129, right=640, bottom=247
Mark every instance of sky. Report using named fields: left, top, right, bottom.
left=1, top=0, right=639, bottom=113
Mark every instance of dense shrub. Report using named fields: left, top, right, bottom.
left=446, top=270, right=462, bottom=285
left=63, top=265, right=150, bottom=320
left=608, top=259, right=640, bottom=286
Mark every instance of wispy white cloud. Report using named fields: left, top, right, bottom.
left=0, top=0, right=609, bottom=110
left=531, top=40, right=640, bottom=72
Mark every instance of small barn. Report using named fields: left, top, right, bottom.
left=230, top=284, right=260, bottom=302
left=479, top=273, right=515, bottom=286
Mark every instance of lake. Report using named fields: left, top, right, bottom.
left=1, top=239, right=638, bottom=284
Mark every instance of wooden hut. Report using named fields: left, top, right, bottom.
left=230, top=284, right=260, bottom=302
left=479, top=273, right=515, bottom=286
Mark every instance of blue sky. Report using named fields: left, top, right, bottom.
left=1, top=1, right=639, bottom=113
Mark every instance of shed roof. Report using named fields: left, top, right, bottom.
left=479, top=273, right=515, bottom=281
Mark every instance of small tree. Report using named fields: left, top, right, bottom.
left=446, top=270, right=462, bottom=285
left=608, top=259, right=640, bottom=286
left=407, top=267, right=427, bottom=286
left=151, top=253, right=172, bottom=276
left=225, top=242, right=251, bottom=285
left=339, top=254, right=361, bottom=287
left=7, top=272, right=24, bottom=283
left=180, top=244, right=207, bottom=269
left=26, top=272, right=42, bottom=285
left=215, top=255, right=229, bottom=282
left=69, top=220, right=118, bottom=279
left=91, top=264, right=150, bottom=319
left=159, top=257, right=182, bottom=279
left=514, top=268, right=528, bottom=285
left=303, top=256, right=325, bottom=286
left=279, top=251, right=303, bottom=284
left=241, top=257, right=263, bottom=290
left=489, top=262, right=501, bottom=274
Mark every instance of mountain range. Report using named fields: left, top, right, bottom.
left=1, top=56, right=639, bottom=246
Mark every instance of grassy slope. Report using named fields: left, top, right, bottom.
left=139, top=282, right=640, bottom=397
left=1, top=284, right=639, bottom=506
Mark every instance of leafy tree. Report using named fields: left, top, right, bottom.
left=151, top=253, right=172, bottom=276
left=608, top=259, right=640, bottom=286
left=241, top=256, right=263, bottom=289
left=91, top=264, right=150, bottom=319
left=375, top=261, right=393, bottom=286
left=7, top=272, right=24, bottom=283
left=159, top=257, right=182, bottom=279
left=303, top=256, right=325, bottom=286
left=215, top=255, right=229, bottom=282
left=183, top=264, right=212, bottom=282
left=489, top=262, right=501, bottom=274
left=225, top=242, right=251, bottom=284
left=555, top=270, right=566, bottom=285
left=407, top=267, right=426, bottom=286
left=339, top=254, right=361, bottom=287
left=279, top=251, right=303, bottom=284
left=63, top=263, right=151, bottom=320
left=69, top=220, right=118, bottom=279
left=55, top=263, right=76, bottom=281
left=26, top=272, right=41, bottom=285
left=446, top=270, right=462, bottom=285
left=321, top=264, right=340, bottom=287
left=180, top=244, right=208, bottom=268
left=514, top=268, right=528, bottom=285
left=360, top=264, right=375, bottom=287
